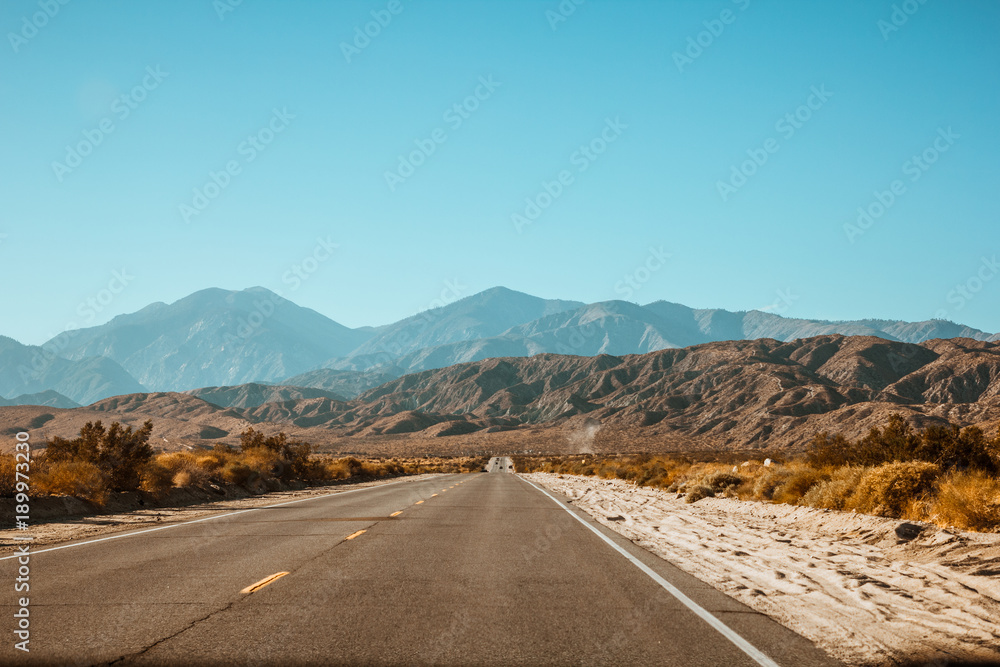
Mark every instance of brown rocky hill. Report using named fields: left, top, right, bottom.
left=3, top=335, right=998, bottom=453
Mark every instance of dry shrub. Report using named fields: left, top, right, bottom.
left=704, top=471, right=743, bottom=493
left=752, top=466, right=794, bottom=500
left=517, top=448, right=1000, bottom=533
left=848, top=461, right=940, bottom=518
left=771, top=467, right=828, bottom=505
left=930, top=471, right=1000, bottom=532
left=241, top=447, right=283, bottom=477
left=324, top=459, right=352, bottom=480
left=0, top=455, right=16, bottom=497
left=219, top=460, right=255, bottom=486
left=194, top=454, right=224, bottom=472
left=140, top=460, right=173, bottom=495
left=801, top=467, right=865, bottom=510
left=155, top=452, right=211, bottom=488
left=325, top=457, right=366, bottom=480
left=685, top=484, right=715, bottom=503
left=33, top=461, right=108, bottom=504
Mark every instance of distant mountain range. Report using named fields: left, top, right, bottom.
left=1, top=286, right=997, bottom=405
left=5, top=336, right=999, bottom=452
left=0, top=335, right=142, bottom=405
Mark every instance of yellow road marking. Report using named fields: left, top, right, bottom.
left=345, top=529, right=366, bottom=540
left=390, top=511, right=403, bottom=517
left=240, top=572, right=289, bottom=595
left=431, top=494, right=438, bottom=497
left=415, top=500, right=423, bottom=505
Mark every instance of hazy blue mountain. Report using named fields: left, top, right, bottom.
left=853, top=319, right=996, bottom=344
left=506, top=300, right=996, bottom=359
left=339, top=298, right=998, bottom=375
left=8, top=287, right=997, bottom=400
left=391, top=336, right=541, bottom=373
left=44, top=287, right=373, bottom=392
left=0, top=389, right=80, bottom=409
left=0, top=336, right=144, bottom=404
left=335, top=286, right=583, bottom=367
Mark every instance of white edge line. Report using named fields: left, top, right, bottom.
left=1, top=475, right=441, bottom=561
left=519, top=476, right=781, bottom=667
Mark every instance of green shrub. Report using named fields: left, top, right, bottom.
left=45, top=420, right=154, bottom=492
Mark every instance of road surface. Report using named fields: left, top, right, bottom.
left=2, top=472, right=839, bottom=666
left=485, top=456, right=513, bottom=473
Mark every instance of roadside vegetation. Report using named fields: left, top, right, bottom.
left=0, top=422, right=486, bottom=505
left=515, top=415, right=1000, bottom=532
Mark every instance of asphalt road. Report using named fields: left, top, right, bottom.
left=485, top=456, right=514, bottom=473
left=2, top=472, right=840, bottom=666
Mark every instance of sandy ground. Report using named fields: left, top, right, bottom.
left=525, top=472, right=1000, bottom=667
left=0, top=474, right=441, bottom=556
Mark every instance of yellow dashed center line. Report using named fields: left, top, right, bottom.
left=390, top=511, right=403, bottom=517
left=241, top=572, right=289, bottom=595
left=431, top=493, right=438, bottom=497
left=415, top=500, right=423, bottom=505
left=345, top=529, right=366, bottom=540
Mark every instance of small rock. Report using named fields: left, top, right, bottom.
left=895, top=522, right=924, bottom=541
left=764, top=458, right=773, bottom=467
left=607, top=515, right=625, bottom=522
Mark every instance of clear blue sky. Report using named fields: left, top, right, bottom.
left=2, top=0, right=998, bottom=345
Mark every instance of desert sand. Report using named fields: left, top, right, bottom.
left=526, top=472, right=1000, bottom=666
